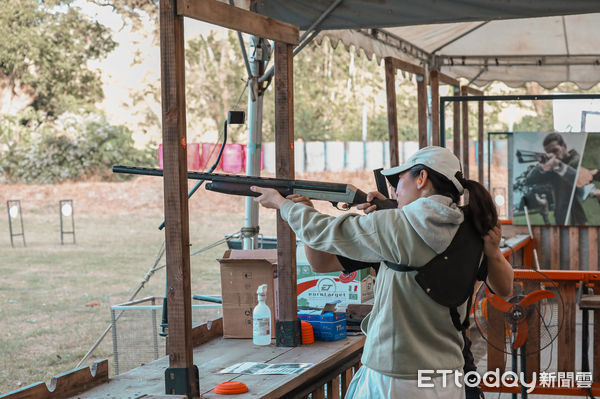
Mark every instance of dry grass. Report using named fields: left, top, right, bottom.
left=0, top=170, right=378, bottom=394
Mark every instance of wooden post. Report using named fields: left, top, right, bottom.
left=590, top=228, right=598, bottom=270
left=417, top=75, right=427, bottom=149
left=453, top=86, right=461, bottom=158
left=558, top=282, right=576, bottom=372
left=524, top=281, right=541, bottom=380
left=461, top=87, right=469, bottom=178
left=487, top=304, right=505, bottom=374
left=551, top=227, right=560, bottom=270
left=159, top=0, right=198, bottom=396
left=478, top=100, right=484, bottom=184
left=384, top=58, right=399, bottom=167
left=594, top=282, right=600, bottom=381
left=570, top=227, right=580, bottom=270
left=430, top=70, right=440, bottom=146
left=274, top=41, right=300, bottom=347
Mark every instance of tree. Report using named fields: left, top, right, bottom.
left=0, top=0, right=116, bottom=118
left=186, top=31, right=248, bottom=142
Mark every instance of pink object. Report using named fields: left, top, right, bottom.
left=158, top=143, right=201, bottom=170
left=200, top=143, right=224, bottom=171
left=158, top=144, right=163, bottom=169
left=187, top=143, right=201, bottom=170
left=221, top=144, right=245, bottom=173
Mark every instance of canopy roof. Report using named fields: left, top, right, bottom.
left=253, top=1, right=600, bottom=89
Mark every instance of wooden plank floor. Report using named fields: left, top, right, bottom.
left=68, top=335, right=365, bottom=399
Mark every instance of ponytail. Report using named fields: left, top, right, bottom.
left=457, top=175, right=498, bottom=236
left=409, top=165, right=498, bottom=236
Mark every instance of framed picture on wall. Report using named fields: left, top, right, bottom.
left=512, top=132, right=600, bottom=226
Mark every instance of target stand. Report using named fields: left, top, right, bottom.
left=59, top=199, right=76, bottom=245
left=7, top=200, right=26, bottom=248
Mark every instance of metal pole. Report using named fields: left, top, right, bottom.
left=243, top=36, right=268, bottom=249
left=59, top=200, right=64, bottom=245
left=362, top=104, right=367, bottom=170
left=440, top=99, right=445, bottom=147
left=7, top=201, right=14, bottom=248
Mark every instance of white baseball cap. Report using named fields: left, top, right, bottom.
left=381, top=146, right=464, bottom=194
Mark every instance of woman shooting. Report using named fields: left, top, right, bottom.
left=251, top=146, right=513, bottom=398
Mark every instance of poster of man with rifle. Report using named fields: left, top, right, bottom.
left=513, top=132, right=600, bottom=225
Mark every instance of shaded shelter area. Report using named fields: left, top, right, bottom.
left=257, top=1, right=600, bottom=89
left=4, top=1, right=600, bottom=398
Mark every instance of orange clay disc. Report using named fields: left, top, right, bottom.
left=214, top=381, right=249, bottom=395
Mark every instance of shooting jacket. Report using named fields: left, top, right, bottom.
left=280, top=195, right=475, bottom=379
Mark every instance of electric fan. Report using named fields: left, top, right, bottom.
left=472, top=273, right=564, bottom=399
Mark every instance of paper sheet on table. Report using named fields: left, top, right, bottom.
left=219, top=362, right=314, bottom=375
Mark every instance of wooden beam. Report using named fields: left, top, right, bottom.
left=390, top=57, right=425, bottom=76
left=478, top=100, right=484, bottom=183
left=191, top=318, right=223, bottom=347
left=160, top=0, right=198, bottom=396
left=438, top=72, right=460, bottom=88
left=178, top=0, right=299, bottom=45
left=453, top=86, right=461, bottom=158
left=274, top=41, right=300, bottom=347
left=384, top=58, right=399, bottom=167
left=430, top=70, right=440, bottom=146
left=417, top=75, right=427, bottom=149
left=1, top=360, right=108, bottom=399
left=465, top=86, right=483, bottom=96
left=461, top=86, right=469, bottom=178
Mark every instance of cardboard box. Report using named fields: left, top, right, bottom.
left=298, top=310, right=347, bottom=341
left=296, top=244, right=375, bottom=308
left=219, top=249, right=278, bottom=339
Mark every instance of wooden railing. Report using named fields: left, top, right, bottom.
left=293, top=360, right=361, bottom=399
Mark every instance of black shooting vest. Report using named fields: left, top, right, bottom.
left=384, top=218, right=483, bottom=332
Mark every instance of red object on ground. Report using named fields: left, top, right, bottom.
left=214, top=381, right=249, bottom=395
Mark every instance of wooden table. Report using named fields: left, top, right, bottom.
left=68, top=335, right=364, bottom=399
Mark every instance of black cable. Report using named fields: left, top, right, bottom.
left=156, top=83, right=247, bottom=230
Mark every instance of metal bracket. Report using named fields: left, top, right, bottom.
left=276, top=319, right=301, bottom=347
left=165, top=365, right=199, bottom=396
left=241, top=226, right=260, bottom=238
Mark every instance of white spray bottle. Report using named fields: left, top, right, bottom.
left=253, top=284, right=271, bottom=345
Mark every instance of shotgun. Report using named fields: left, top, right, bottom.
left=515, top=150, right=549, bottom=164
left=113, top=165, right=397, bottom=210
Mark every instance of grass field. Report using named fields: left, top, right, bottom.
left=0, top=171, right=374, bottom=394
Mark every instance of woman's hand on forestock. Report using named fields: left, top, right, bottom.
left=286, top=194, right=314, bottom=208
left=357, top=191, right=386, bottom=214
left=250, top=186, right=286, bottom=210
left=484, top=221, right=502, bottom=257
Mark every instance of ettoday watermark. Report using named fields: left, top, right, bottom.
left=418, top=369, right=593, bottom=392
